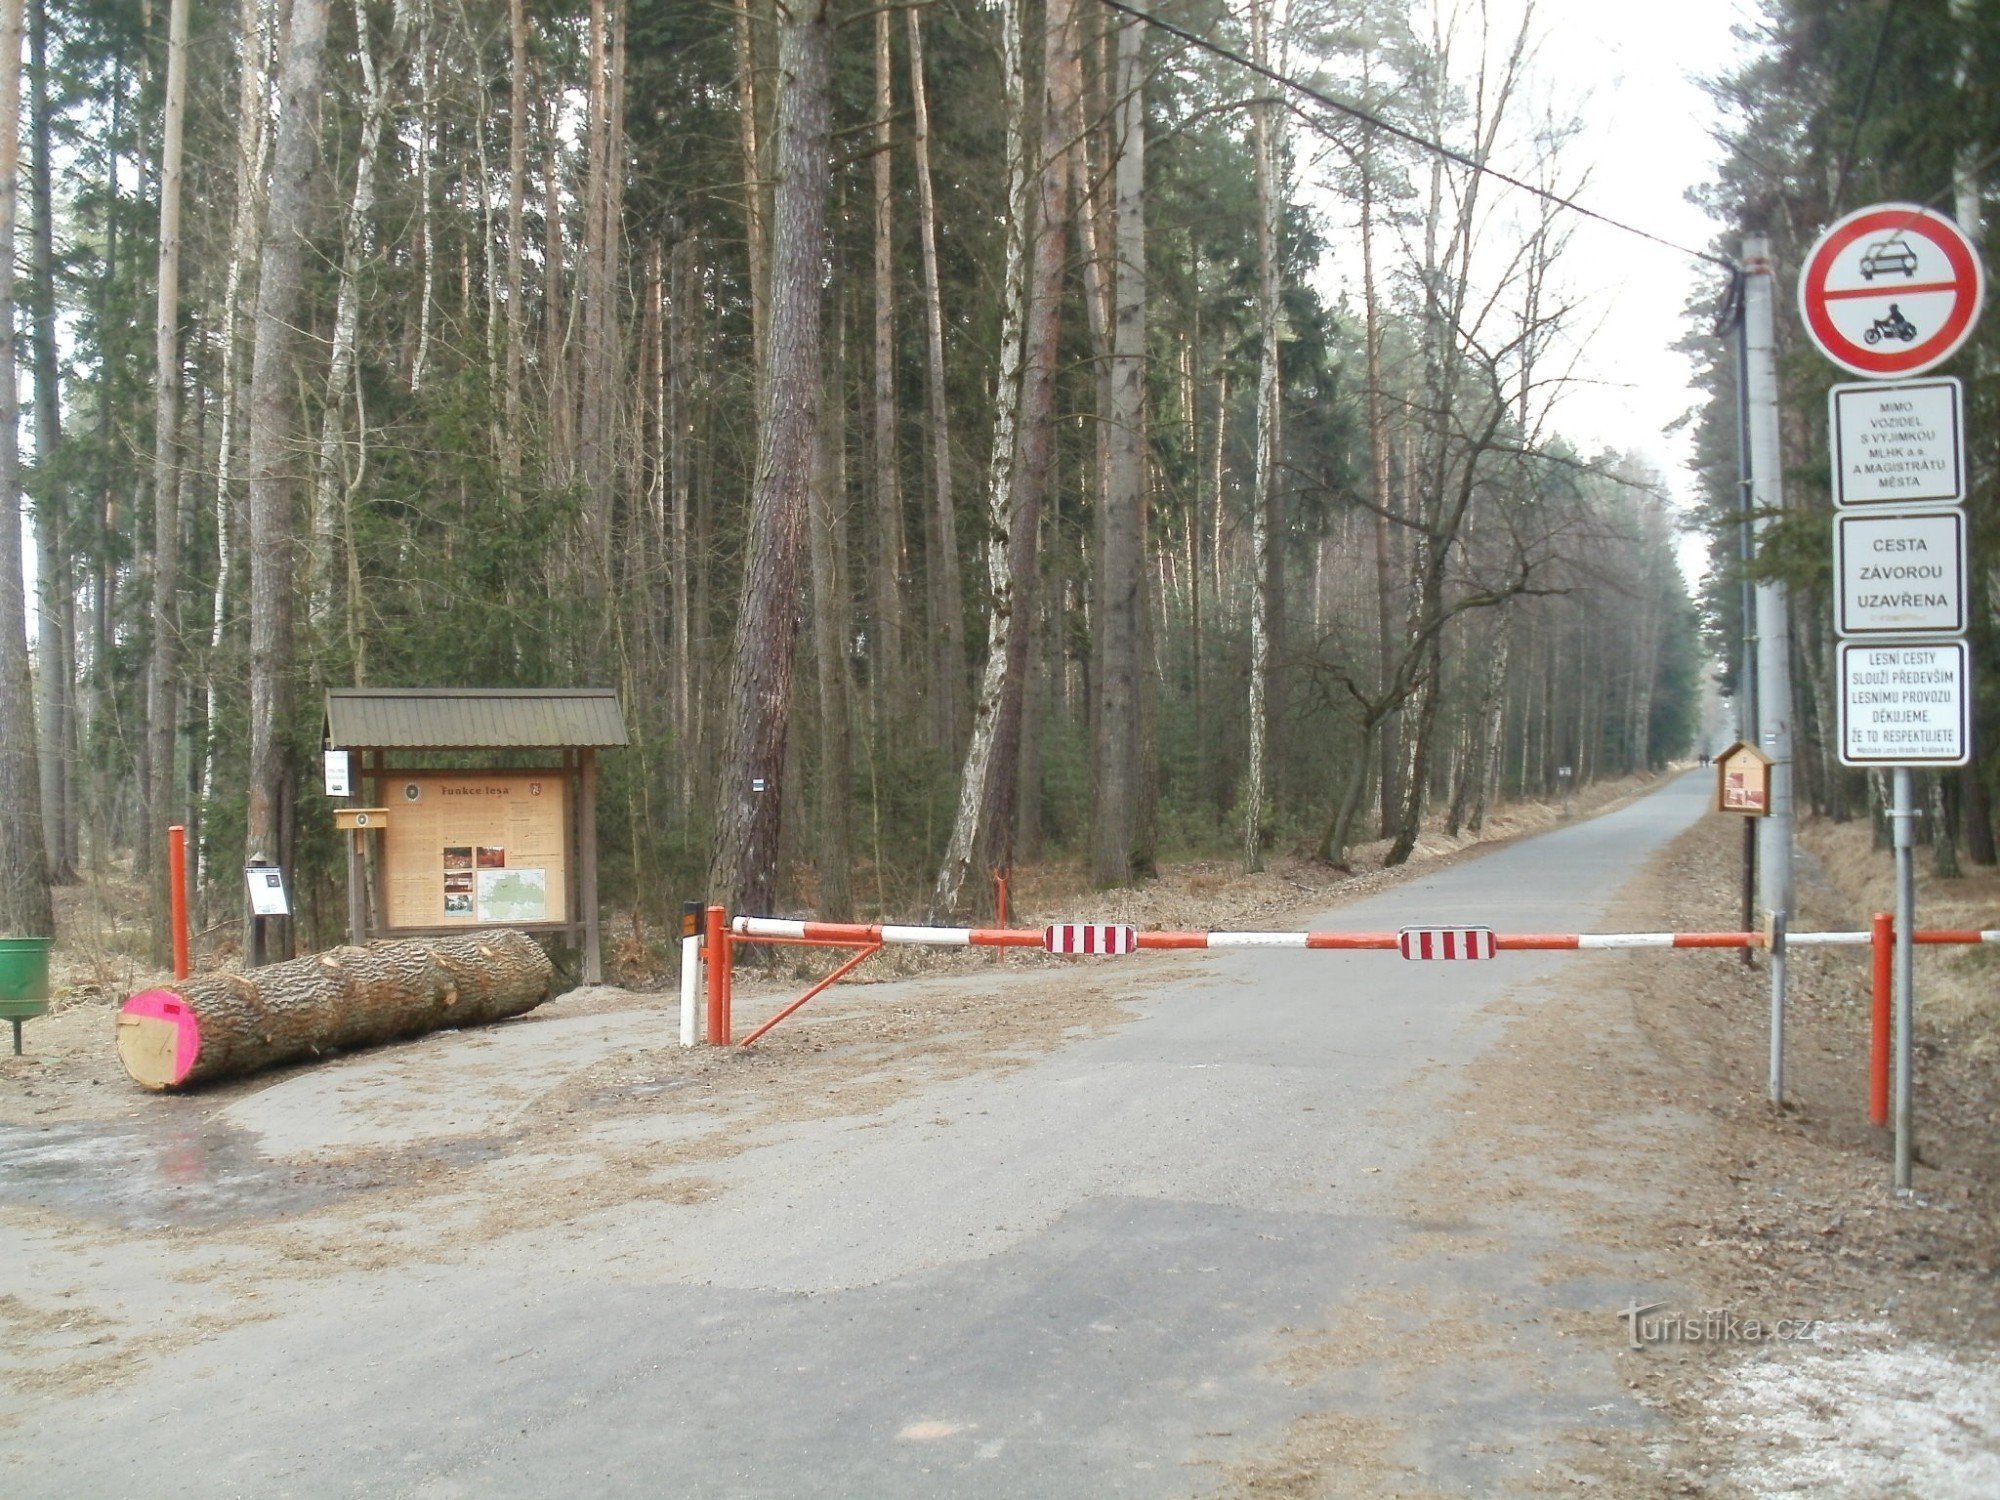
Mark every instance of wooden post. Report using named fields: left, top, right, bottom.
left=345, top=827, right=365, bottom=945
left=580, top=747, right=602, bottom=982
left=168, top=825, right=191, bottom=979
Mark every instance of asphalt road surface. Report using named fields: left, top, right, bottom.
left=9, top=772, right=1713, bottom=1498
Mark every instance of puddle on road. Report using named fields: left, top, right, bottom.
left=0, top=1117, right=509, bottom=1232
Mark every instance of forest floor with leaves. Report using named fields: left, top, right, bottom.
left=4, top=774, right=1998, bottom=1498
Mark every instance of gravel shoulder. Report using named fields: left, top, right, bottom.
left=1216, top=809, right=2000, bottom=1498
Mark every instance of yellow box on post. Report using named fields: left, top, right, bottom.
left=334, top=808, right=392, bottom=831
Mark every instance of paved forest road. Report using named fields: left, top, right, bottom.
left=9, top=773, right=1713, bottom=1498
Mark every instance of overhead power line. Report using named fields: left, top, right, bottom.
left=1094, top=0, right=1738, bottom=273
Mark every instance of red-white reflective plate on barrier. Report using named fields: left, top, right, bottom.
left=1044, top=923, right=1137, bottom=955
left=1397, top=927, right=1497, bottom=960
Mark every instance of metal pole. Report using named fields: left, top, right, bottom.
left=1767, top=910, right=1786, bottom=1104
left=1733, top=299, right=1760, bottom=969
left=1893, top=765, right=1917, bottom=1190
left=1743, top=238, right=1795, bottom=1103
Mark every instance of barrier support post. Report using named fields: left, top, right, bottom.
left=705, top=904, right=732, bottom=1046
left=1869, top=911, right=1892, bottom=1127
left=167, top=824, right=191, bottom=980
left=995, top=871, right=1009, bottom=965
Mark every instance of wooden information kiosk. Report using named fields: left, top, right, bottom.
left=323, top=688, right=628, bottom=982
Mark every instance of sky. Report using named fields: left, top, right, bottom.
left=1297, top=0, right=1762, bottom=590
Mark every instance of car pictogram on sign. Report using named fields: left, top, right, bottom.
left=1858, top=236, right=1918, bottom=280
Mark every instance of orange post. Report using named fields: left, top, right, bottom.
left=705, top=904, right=731, bottom=1046
left=167, top=824, right=191, bottom=980
left=1869, top=911, right=1892, bottom=1127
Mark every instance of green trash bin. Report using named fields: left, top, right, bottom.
left=0, top=935, right=53, bottom=1055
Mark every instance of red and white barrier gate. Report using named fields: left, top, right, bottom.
left=1397, top=927, right=1497, bottom=960
left=690, top=912, right=2000, bottom=1123
left=1045, top=923, right=1137, bottom=955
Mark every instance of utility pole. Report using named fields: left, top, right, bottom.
left=1731, top=276, right=1759, bottom=964
left=1742, top=236, right=1795, bottom=1104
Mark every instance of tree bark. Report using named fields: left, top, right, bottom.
left=930, top=0, right=1035, bottom=920
left=1242, top=0, right=1283, bottom=873
left=143, top=0, right=191, bottom=957
left=978, top=0, right=1078, bottom=894
left=1091, top=6, right=1144, bottom=889
left=708, top=0, right=831, bottom=919
left=116, top=931, right=556, bottom=1090
left=906, top=4, right=962, bottom=753
left=0, top=0, right=51, bottom=937
left=243, top=0, right=331, bottom=961
left=868, top=5, right=904, bottom=704
left=504, top=0, right=527, bottom=486
left=809, top=390, right=854, bottom=922
left=27, top=0, right=73, bottom=885
left=200, top=0, right=270, bottom=849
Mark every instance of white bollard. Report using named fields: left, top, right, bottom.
left=679, top=934, right=700, bottom=1048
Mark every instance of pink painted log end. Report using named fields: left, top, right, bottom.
left=117, top=989, right=204, bottom=1090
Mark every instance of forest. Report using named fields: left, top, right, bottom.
left=0, top=0, right=1718, bottom=960
left=1691, top=0, right=2000, bottom=874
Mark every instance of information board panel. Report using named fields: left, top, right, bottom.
left=381, top=772, right=569, bottom=928
left=1837, top=640, right=1970, bottom=767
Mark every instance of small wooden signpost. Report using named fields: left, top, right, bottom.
left=1714, top=741, right=1774, bottom=816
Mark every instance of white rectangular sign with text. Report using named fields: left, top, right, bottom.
left=1837, top=640, right=1970, bottom=767
left=1829, top=378, right=1965, bottom=507
left=1833, top=508, right=1967, bottom=636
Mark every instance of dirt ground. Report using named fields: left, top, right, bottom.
left=1218, top=807, right=2000, bottom=1499
left=5, top=773, right=1997, bottom=1496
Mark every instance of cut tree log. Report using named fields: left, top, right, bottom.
left=115, top=931, right=556, bottom=1090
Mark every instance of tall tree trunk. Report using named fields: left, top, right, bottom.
left=1361, top=112, right=1401, bottom=838
left=930, top=0, right=1035, bottom=920
left=578, top=0, right=619, bottom=602
left=1242, top=0, right=1283, bottom=872
left=144, top=0, right=191, bottom=955
left=411, top=2, right=436, bottom=392
left=1091, top=5, right=1144, bottom=888
left=313, top=0, right=412, bottom=646
left=503, top=0, right=526, bottom=488
left=906, top=4, right=962, bottom=752
left=734, top=0, right=766, bottom=383
left=27, top=0, right=73, bottom=884
left=0, top=0, right=52, bottom=936
left=809, top=390, right=854, bottom=922
left=243, top=0, right=330, bottom=960
left=867, top=4, right=904, bottom=706
left=199, top=0, right=270, bottom=863
left=667, top=239, right=694, bottom=804
left=708, top=0, right=831, bottom=919
left=978, top=0, right=1078, bottom=892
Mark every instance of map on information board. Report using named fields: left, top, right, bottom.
left=477, top=867, right=549, bottom=923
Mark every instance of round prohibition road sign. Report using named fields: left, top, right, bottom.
left=1797, top=203, right=1985, bottom=378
